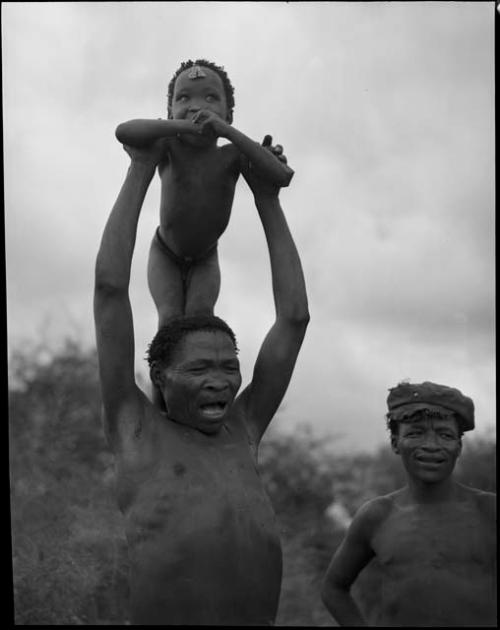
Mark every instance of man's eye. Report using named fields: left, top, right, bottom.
left=177, top=95, right=188, bottom=102
left=206, top=94, right=218, bottom=102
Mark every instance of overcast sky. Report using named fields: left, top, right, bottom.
left=3, top=2, right=495, bottom=451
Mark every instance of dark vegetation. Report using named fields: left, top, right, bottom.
left=9, top=339, right=496, bottom=625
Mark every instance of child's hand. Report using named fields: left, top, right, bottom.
left=122, top=139, right=166, bottom=166
left=243, top=135, right=289, bottom=197
left=192, top=110, right=228, bottom=138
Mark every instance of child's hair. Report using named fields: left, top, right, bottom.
left=386, top=409, right=465, bottom=438
left=167, top=59, right=235, bottom=123
left=146, top=314, right=239, bottom=372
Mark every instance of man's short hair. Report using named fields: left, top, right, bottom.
left=385, top=380, right=474, bottom=436
left=167, top=59, right=235, bottom=124
left=146, top=314, right=239, bottom=371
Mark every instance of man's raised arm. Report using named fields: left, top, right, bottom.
left=94, top=143, right=162, bottom=448
left=239, top=138, right=309, bottom=445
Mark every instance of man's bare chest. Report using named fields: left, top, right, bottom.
left=115, top=427, right=272, bottom=532
left=372, top=504, right=494, bottom=572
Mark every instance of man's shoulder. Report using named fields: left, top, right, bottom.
left=358, top=493, right=398, bottom=518
left=352, top=493, right=398, bottom=533
left=458, top=483, right=496, bottom=519
left=457, top=482, right=495, bottom=500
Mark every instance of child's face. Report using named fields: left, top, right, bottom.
left=170, top=67, right=229, bottom=123
left=391, top=415, right=462, bottom=484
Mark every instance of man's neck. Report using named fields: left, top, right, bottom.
left=405, top=476, right=458, bottom=504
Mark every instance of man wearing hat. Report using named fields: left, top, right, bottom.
left=321, top=381, right=496, bottom=627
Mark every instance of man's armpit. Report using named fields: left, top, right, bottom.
left=102, top=394, right=149, bottom=455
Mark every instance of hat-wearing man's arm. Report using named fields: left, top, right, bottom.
left=321, top=497, right=389, bottom=627
left=94, top=143, right=163, bottom=450
left=238, top=137, right=309, bottom=446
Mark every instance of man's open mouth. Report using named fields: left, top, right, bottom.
left=415, top=455, right=446, bottom=464
left=199, top=402, right=228, bottom=419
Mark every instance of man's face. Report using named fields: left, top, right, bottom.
left=391, top=414, right=462, bottom=484
left=170, top=66, right=229, bottom=123
left=158, top=330, right=242, bottom=435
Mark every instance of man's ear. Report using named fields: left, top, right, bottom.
left=390, top=434, right=400, bottom=455
left=150, top=362, right=164, bottom=388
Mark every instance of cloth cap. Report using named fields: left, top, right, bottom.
left=387, top=381, right=474, bottom=431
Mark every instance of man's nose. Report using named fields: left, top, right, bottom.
left=420, top=432, right=441, bottom=449
left=204, top=374, right=228, bottom=390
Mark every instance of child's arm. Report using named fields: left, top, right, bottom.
left=193, top=110, right=294, bottom=187
left=115, top=118, right=200, bottom=147
left=321, top=499, right=386, bottom=627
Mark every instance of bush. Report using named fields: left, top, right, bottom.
left=259, top=425, right=342, bottom=626
left=9, top=338, right=496, bottom=626
left=455, top=428, right=496, bottom=492
left=10, top=339, right=129, bottom=624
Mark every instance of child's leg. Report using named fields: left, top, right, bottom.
left=147, top=230, right=185, bottom=327
left=148, top=231, right=185, bottom=411
left=184, top=248, right=221, bottom=316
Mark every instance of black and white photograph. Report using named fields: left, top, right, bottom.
left=5, top=1, right=495, bottom=626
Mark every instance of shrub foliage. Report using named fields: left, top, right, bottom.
left=9, top=339, right=496, bottom=625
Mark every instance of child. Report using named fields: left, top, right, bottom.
left=321, top=381, right=496, bottom=627
left=116, top=58, right=293, bottom=323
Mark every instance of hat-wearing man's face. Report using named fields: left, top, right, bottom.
left=155, top=330, right=242, bottom=435
left=391, top=414, right=462, bottom=484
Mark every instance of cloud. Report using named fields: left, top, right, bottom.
left=4, top=2, right=495, bottom=451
